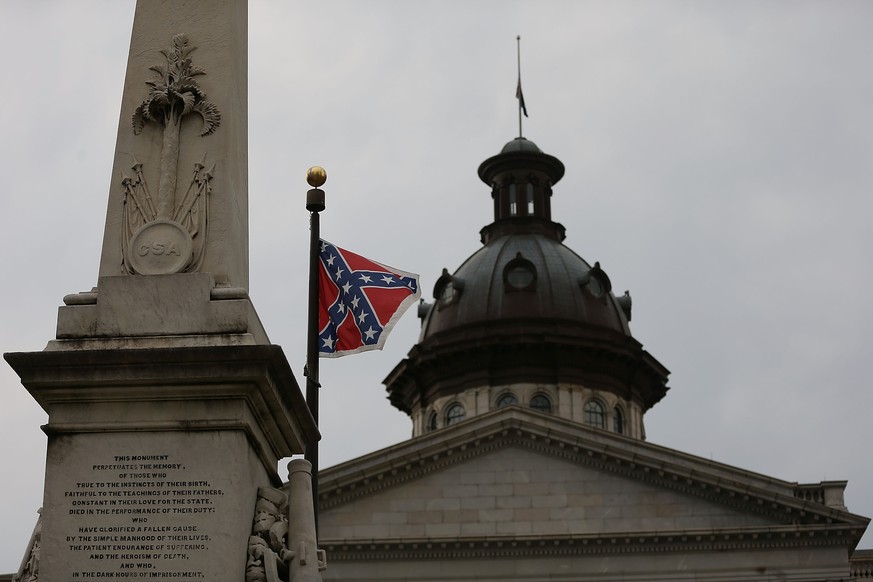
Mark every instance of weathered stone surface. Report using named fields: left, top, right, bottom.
left=320, top=446, right=778, bottom=540
left=6, top=346, right=317, bottom=462
left=53, top=273, right=268, bottom=349
left=316, top=407, right=868, bottom=581
left=5, top=345, right=319, bottom=582
left=48, top=0, right=261, bottom=347
left=51, top=0, right=263, bottom=349
left=41, top=430, right=264, bottom=582
left=321, top=547, right=854, bottom=582
left=99, top=0, right=248, bottom=289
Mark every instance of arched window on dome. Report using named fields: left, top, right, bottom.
left=526, top=183, right=534, bottom=215
left=509, top=183, right=518, bottom=216
left=426, top=411, right=438, bottom=433
left=496, top=393, right=518, bottom=408
left=613, top=406, right=624, bottom=434
left=530, top=394, right=552, bottom=414
left=584, top=400, right=605, bottom=429
left=445, top=403, right=466, bottom=426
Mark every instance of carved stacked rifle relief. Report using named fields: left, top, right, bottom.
left=123, top=34, right=220, bottom=276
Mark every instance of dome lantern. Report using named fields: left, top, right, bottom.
left=477, top=137, right=565, bottom=243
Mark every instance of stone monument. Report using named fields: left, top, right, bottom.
left=4, top=2, right=322, bottom=581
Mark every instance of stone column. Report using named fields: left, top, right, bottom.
left=285, top=460, right=324, bottom=582
left=4, top=2, right=322, bottom=581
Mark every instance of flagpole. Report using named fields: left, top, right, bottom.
left=517, top=35, right=523, bottom=138
left=304, top=165, right=326, bottom=536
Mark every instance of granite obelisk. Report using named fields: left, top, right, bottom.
left=4, top=2, right=321, bottom=581
left=54, top=0, right=263, bottom=348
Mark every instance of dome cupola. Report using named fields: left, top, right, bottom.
left=478, top=137, right=565, bottom=244
left=385, top=137, right=669, bottom=440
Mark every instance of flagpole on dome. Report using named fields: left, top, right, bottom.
left=304, top=165, right=327, bottom=535
left=515, top=35, right=528, bottom=138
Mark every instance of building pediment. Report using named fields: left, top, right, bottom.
left=316, top=407, right=868, bottom=559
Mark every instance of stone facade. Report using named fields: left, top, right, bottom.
left=415, top=382, right=646, bottom=440
left=322, top=447, right=778, bottom=539
left=317, top=408, right=869, bottom=581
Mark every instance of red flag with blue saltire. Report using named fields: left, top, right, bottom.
left=317, top=240, right=420, bottom=357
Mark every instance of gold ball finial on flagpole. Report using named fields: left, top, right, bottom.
left=306, top=166, right=327, bottom=188
left=306, top=166, right=326, bottom=212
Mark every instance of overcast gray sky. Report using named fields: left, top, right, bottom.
left=2, top=0, right=872, bottom=572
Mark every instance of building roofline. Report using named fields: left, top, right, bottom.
left=315, top=407, right=869, bottom=543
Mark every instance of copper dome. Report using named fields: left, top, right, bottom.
left=421, top=233, right=631, bottom=340
left=385, top=137, right=668, bottom=425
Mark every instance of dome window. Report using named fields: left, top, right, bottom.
left=526, top=183, right=535, bottom=215
left=433, top=268, right=464, bottom=308
left=579, top=261, right=612, bottom=299
left=445, top=403, right=466, bottom=426
left=426, top=411, right=438, bottom=432
left=509, top=183, right=518, bottom=216
left=530, top=394, right=552, bottom=413
left=496, top=393, right=518, bottom=408
left=504, top=253, right=537, bottom=292
left=613, top=406, right=624, bottom=434
left=583, top=400, right=605, bottom=429
left=509, top=181, right=535, bottom=217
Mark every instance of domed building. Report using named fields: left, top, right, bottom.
left=386, top=136, right=667, bottom=441
left=316, top=136, right=870, bottom=582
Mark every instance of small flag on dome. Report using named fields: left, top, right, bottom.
left=317, top=240, right=420, bottom=357
left=516, top=78, right=528, bottom=118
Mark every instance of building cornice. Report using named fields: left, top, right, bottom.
left=321, top=523, right=864, bottom=561
left=317, top=408, right=869, bottom=544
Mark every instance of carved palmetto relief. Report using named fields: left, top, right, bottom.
left=122, top=33, right=220, bottom=276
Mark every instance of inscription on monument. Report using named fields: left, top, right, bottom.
left=60, top=454, right=224, bottom=581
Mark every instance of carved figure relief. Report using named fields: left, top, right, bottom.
left=246, top=487, right=294, bottom=582
left=15, top=514, right=41, bottom=582
left=122, top=33, right=220, bottom=275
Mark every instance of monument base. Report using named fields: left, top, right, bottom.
left=52, top=273, right=270, bottom=350
left=5, top=345, right=319, bottom=582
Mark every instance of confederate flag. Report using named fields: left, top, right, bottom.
left=317, top=240, right=420, bottom=357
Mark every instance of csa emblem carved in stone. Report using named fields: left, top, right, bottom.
left=122, top=33, right=221, bottom=276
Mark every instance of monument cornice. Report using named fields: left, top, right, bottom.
left=5, top=344, right=319, bottom=483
